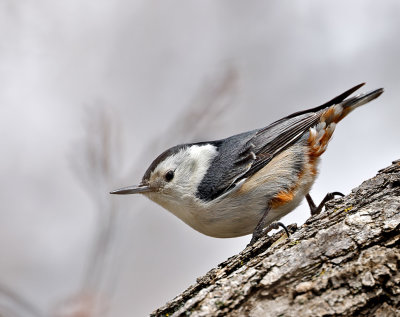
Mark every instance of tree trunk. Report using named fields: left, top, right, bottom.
left=151, top=160, right=400, bottom=317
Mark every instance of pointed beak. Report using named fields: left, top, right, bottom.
left=110, top=184, right=153, bottom=195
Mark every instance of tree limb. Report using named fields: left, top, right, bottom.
left=152, top=159, right=400, bottom=316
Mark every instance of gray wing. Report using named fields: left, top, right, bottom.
left=196, top=112, right=319, bottom=201
left=196, top=83, right=365, bottom=201
left=242, top=112, right=320, bottom=178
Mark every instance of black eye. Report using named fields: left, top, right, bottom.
left=165, top=170, right=174, bottom=182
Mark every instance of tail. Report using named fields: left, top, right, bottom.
left=335, top=86, right=384, bottom=121
left=308, top=84, right=384, bottom=157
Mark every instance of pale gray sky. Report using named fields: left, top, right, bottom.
left=0, top=1, right=399, bottom=316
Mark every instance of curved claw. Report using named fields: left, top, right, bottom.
left=275, top=222, right=290, bottom=237
left=330, top=191, right=345, bottom=198
left=306, top=191, right=345, bottom=216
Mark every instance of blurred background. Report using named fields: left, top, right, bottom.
left=0, top=0, right=399, bottom=316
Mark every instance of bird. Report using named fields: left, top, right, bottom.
left=111, top=83, right=383, bottom=245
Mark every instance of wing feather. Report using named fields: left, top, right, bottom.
left=243, top=113, right=320, bottom=178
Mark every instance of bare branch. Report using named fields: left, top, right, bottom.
left=0, top=283, right=43, bottom=317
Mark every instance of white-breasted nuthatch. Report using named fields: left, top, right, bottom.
left=111, top=83, right=383, bottom=244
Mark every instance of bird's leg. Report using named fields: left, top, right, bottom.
left=249, top=207, right=270, bottom=245
left=305, top=192, right=344, bottom=216
left=249, top=206, right=290, bottom=246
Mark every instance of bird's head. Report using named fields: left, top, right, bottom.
left=110, top=143, right=218, bottom=208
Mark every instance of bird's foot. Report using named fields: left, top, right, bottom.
left=248, top=221, right=290, bottom=246
left=305, top=192, right=344, bottom=216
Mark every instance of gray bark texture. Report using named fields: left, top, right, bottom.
left=151, top=159, right=400, bottom=317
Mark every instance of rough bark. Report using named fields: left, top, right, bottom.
left=151, top=159, right=400, bottom=317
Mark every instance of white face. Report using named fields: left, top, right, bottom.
left=144, top=144, right=218, bottom=206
